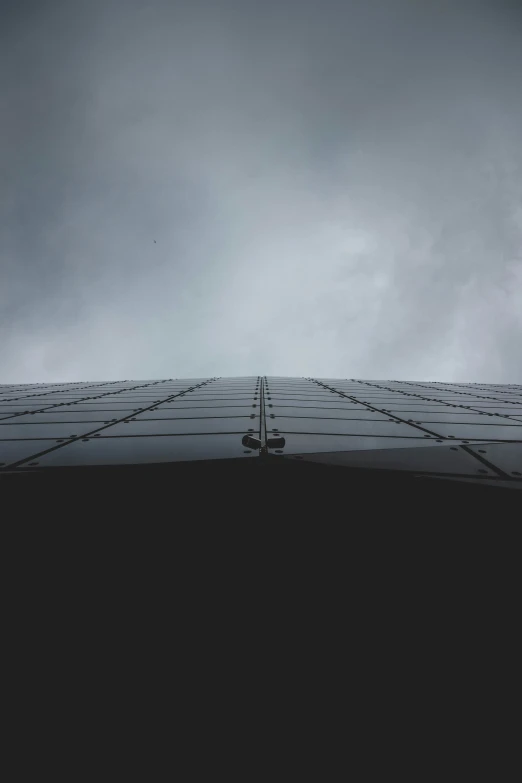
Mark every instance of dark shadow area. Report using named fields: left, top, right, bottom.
left=2, top=455, right=518, bottom=519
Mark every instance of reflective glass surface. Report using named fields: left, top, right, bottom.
left=375, top=404, right=491, bottom=412
left=288, top=443, right=497, bottom=476
left=2, top=377, right=521, bottom=477
left=0, top=440, right=59, bottom=466
left=465, top=407, right=522, bottom=415
left=0, top=422, right=98, bottom=439
left=267, top=434, right=486, bottom=455
left=268, top=406, right=394, bottom=420
left=392, top=412, right=522, bottom=425
left=99, top=417, right=255, bottom=436
left=466, top=443, right=522, bottom=477
left=4, top=396, right=93, bottom=402
left=266, top=400, right=366, bottom=409
left=266, top=396, right=357, bottom=405
left=85, top=396, right=167, bottom=402
left=0, top=404, right=52, bottom=412
left=270, top=417, right=424, bottom=437
left=22, top=434, right=256, bottom=466
left=420, top=422, right=522, bottom=440
left=177, top=395, right=258, bottom=401
left=136, top=407, right=258, bottom=419
left=267, top=388, right=340, bottom=396
left=8, top=411, right=135, bottom=423
left=43, top=402, right=148, bottom=410
left=155, top=399, right=257, bottom=409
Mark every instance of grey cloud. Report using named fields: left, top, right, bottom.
left=1, top=0, right=522, bottom=383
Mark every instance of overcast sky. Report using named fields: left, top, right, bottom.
left=2, top=0, right=522, bottom=384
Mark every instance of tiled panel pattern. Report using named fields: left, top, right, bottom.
left=264, top=377, right=522, bottom=483
left=1, top=376, right=521, bottom=483
left=0, top=377, right=261, bottom=467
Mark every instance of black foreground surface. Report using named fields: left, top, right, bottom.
left=2, top=455, right=518, bottom=517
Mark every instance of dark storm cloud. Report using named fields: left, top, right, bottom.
left=1, top=0, right=522, bottom=382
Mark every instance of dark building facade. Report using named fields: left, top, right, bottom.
left=1, top=376, right=521, bottom=495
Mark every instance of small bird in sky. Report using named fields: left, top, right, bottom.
left=154, top=240, right=157, bottom=243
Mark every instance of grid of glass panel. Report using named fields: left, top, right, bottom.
left=0, top=377, right=261, bottom=467
left=264, top=377, right=522, bottom=482
left=1, top=376, right=521, bottom=483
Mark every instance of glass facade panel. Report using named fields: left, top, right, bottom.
left=288, top=443, right=497, bottom=476
left=0, top=440, right=60, bottom=466
left=266, top=433, right=479, bottom=455
left=21, top=433, right=256, bottom=466
left=8, top=411, right=135, bottom=423
left=268, top=406, right=394, bottom=420
left=136, top=407, right=258, bottom=419
left=155, top=399, right=257, bottom=409
left=270, top=416, right=425, bottom=437
left=466, top=443, right=522, bottom=477
left=418, top=422, right=522, bottom=440
left=1, top=376, right=520, bottom=487
left=99, top=417, right=257, bottom=436
left=0, top=422, right=99, bottom=439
